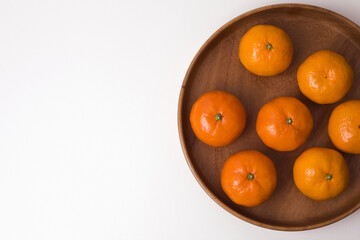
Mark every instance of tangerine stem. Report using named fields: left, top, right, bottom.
left=266, top=43, right=273, bottom=50
left=325, top=173, right=333, bottom=181
left=286, top=117, right=293, bottom=125
left=247, top=173, right=255, bottom=180
left=214, top=113, right=223, bottom=122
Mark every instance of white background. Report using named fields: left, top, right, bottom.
left=0, top=0, right=359, bottom=239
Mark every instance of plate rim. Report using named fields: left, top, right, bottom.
left=177, top=3, right=360, bottom=231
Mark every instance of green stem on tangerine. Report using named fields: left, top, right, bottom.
left=286, top=117, right=293, bottom=125
left=247, top=173, right=255, bottom=180
left=325, top=173, right=333, bottom=181
left=214, top=113, right=223, bottom=122
left=266, top=43, right=273, bottom=50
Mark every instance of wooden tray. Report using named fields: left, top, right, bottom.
left=178, top=4, right=360, bottom=231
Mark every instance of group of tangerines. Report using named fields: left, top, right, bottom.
left=189, top=25, right=360, bottom=207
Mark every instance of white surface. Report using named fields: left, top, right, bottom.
left=0, top=0, right=359, bottom=239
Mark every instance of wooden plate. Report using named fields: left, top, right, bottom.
left=178, top=4, right=360, bottom=231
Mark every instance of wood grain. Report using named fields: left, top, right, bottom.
left=178, top=4, right=360, bottom=231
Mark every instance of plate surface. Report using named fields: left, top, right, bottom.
left=178, top=4, right=360, bottom=231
